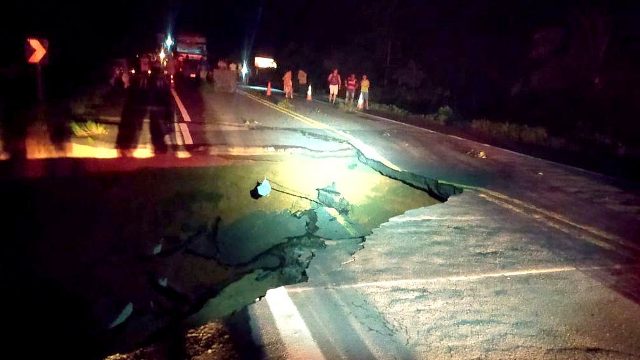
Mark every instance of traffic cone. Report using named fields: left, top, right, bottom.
left=357, top=92, right=364, bottom=110
left=266, top=81, right=272, bottom=96
left=307, top=85, right=312, bottom=101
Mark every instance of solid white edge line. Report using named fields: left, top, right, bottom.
left=287, top=264, right=636, bottom=293
left=360, top=111, right=618, bottom=180
left=179, top=123, right=193, bottom=145
left=265, top=286, right=326, bottom=360
left=173, top=123, right=184, bottom=145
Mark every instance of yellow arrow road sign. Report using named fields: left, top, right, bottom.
left=26, top=38, right=48, bottom=64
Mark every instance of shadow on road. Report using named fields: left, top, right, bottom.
left=116, top=69, right=174, bottom=157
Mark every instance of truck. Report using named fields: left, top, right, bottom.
left=163, top=33, right=209, bottom=82
left=175, top=33, right=207, bottom=60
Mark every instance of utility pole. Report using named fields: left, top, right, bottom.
left=36, top=63, right=44, bottom=102
left=26, top=38, right=48, bottom=102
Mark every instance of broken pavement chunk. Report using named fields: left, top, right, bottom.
left=251, top=177, right=272, bottom=199
left=316, top=183, right=350, bottom=214
left=109, top=302, right=133, bottom=329
left=314, top=207, right=358, bottom=239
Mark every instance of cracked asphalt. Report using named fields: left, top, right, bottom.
left=9, top=81, right=639, bottom=359
left=167, top=84, right=640, bottom=359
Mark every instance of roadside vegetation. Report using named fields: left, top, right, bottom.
left=366, top=100, right=610, bottom=150
left=277, top=2, right=638, bottom=178
left=470, top=119, right=548, bottom=145
left=70, top=85, right=112, bottom=119
left=70, top=120, right=109, bottom=139
left=362, top=100, right=637, bottom=179
left=366, top=100, right=632, bottom=152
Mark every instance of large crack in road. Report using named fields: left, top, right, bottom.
left=1, top=147, right=461, bottom=359
left=143, top=150, right=462, bottom=356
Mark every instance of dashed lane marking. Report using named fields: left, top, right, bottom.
left=170, top=88, right=194, bottom=145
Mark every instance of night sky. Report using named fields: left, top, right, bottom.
left=3, top=0, right=582, bottom=67
left=3, top=0, right=640, bottom=138
left=5, top=1, right=639, bottom=74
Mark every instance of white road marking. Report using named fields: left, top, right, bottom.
left=241, top=90, right=629, bottom=253
left=240, top=91, right=401, bottom=171
left=173, top=123, right=184, bottom=145
left=362, top=107, right=615, bottom=180
left=170, top=88, right=194, bottom=145
left=388, top=215, right=486, bottom=222
left=179, top=123, right=193, bottom=145
left=288, top=265, right=636, bottom=293
left=265, top=286, right=326, bottom=360
left=170, top=88, right=192, bottom=122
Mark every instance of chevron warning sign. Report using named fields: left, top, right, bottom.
left=26, top=38, right=48, bottom=64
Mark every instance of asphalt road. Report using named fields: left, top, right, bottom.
left=38, top=79, right=640, bottom=359
left=25, top=80, right=636, bottom=358
left=159, top=83, right=640, bottom=359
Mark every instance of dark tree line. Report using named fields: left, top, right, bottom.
left=265, top=0, right=639, bottom=145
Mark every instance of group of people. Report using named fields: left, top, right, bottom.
left=280, top=68, right=369, bottom=109
left=281, top=70, right=308, bottom=99
left=116, top=66, right=174, bottom=157
left=327, top=69, right=370, bottom=109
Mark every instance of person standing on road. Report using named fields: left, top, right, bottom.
left=121, top=70, right=130, bottom=89
left=283, top=70, right=294, bottom=99
left=345, top=74, right=358, bottom=105
left=147, top=67, right=173, bottom=154
left=139, top=54, right=150, bottom=89
left=116, top=67, right=173, bottom=157
left=327, top=69, right=341, bottom=104
left=297, top=69, right=307, bottom=94
left=116, top=74, right=147, bottom=157
left=360, top=74, right=370, bottom=110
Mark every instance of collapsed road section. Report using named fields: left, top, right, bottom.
left=0, top=148, right=459, bottom=359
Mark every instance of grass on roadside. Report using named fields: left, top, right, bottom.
left=369, top=100, right=551, bottom=147
left=70, top=120, right=109, bottom=139
left=368, top=102, right=409, bottom=116
left=471, top=119, right=548, bottom=145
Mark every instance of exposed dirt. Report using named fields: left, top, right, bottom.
left=105, top=321, right=241, bottom=360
